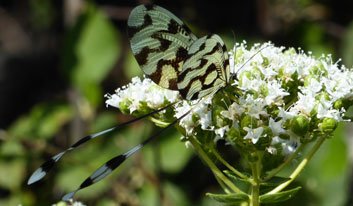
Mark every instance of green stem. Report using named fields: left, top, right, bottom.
left=188, top=136, right=245, bottom=194
left=249, top=153, right=261, bottom=206
left=210, top=146, right=248, bottom=179
left=263, top=142, right=306, bottom=181
left=266, top=135, right=326, bottom=194
left=150, top=117, right=170, bottom=127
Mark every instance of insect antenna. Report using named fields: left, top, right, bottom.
left=61, top=110, right=191, bottom=201
left=27, top=102, right=177, bottom=185
left=230, top=44, right=270, bottom=80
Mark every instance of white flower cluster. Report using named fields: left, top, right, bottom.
left=105, top=77, right=179, bottom=113
left=106, top=42, right=353, bottom=155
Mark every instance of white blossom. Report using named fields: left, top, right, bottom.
left=265, top=80, right=289, bottom=105
left=106, top=42, right=353, bottom=156
left=269, top=118, right=286, bottom=136
left=243, top=127, right=264, bottom=144
left=105, top=77, right=179, bottom=113
left=215, top=126, right=229, bottom=139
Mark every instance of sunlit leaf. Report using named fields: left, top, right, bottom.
left=261, top=176, right=291, bottom=187
left=0, top=160, right=25, bottom=189
left=64, top=3, right=120, bottom=106
left=294, top=123, right=349, bottom=206
left=223, top=170, right=251, bottom=192
left=260, top=186, right=301, bottom=203
left=138, top=182, right=158, bottom=206
left=123, top=51, right=142, bottom=79
left=206, top=192, right=249, bottom=203
left=9, top=103, right=72, bottom=140
left=0, top=139, right=24, bottom=156
left=159, top=132, right=193, bottom=173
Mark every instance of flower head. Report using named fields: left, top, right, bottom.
left=106, top=42, right=353, bottom=157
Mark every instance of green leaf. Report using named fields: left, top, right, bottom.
left=260, top=186, right=301, bottom=204
left=64, top=3, right=120, bottom=106
left=0, top=160, right=25, bottom=190
left=341, top=22, right=353, bottom=67
left=159, top=131, right=193, bottom=173
left=223, top=170, right=251, bottom=192
left=9, top=103, right=72, bottom=140
left=56, top=142, right=123, bottom=199
left=163, top=182, right=189, bottom=206
left=301, top=23, right=333, bottom=56
left=292, top=123, right=350, bottom=206
left=124, top=51, right=142, bottom=79
left=75, top=6, right=119, bottom=83
left=206, top=192, right=249, bottom=204
left=91, top=112, right=118, bottom=132
left=223, top=170, right=249, bottom=182
left=0, top=137, right=24, bottom=156
left=260, top=176, right=291, bottom=187
left=138, top=182, right=159, bottom=206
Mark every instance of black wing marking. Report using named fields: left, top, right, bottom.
left=128, top=4, right=197, bottom=90
left=61, top=111, right=190, bottom=201
left=177, top=34, right=230, bottom=100
left=27, top=103, right=176, bottom=185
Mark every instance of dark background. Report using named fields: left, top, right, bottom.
left=0, top=0, right=352, bottom=205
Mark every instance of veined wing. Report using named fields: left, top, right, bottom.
left=177, top=34, right=230, bottom=100
left=127, top=4, right=197, bottom=90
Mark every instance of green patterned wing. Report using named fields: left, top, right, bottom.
left=128, top=5, right=230, bottom=100
left=178, top=34, right=230, bottom=100
left=127, top=4, right=197, bottom=90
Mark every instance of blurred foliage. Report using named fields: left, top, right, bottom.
left=342, top=22, right=353, bottom=67
left=63, top=3, right=120, bottom=106
left=0, top=0, right=352, bottom=205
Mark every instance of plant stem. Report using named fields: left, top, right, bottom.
left=249, top=153, right=261, bottom=206
left=266, top=135, right=326, bottom=194
left=188, top=136, right=245, bottom=194
left=263, top=142, right=306, bottom=181
left=210, top=146, right=248, bottom=179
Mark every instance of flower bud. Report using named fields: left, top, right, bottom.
left=333, top=99, right=343, bottom=110
left=319, top=118, right=338, bottom=134
left=262, top=56, right=270, bottom=67
left=309, top=62, right=328, bottom=77
left=238, top=71, right=252, bottom=86
left=247, top=152, right=259, bottom=162
left=139, top=102, right=153, bottom=114
left=279, top=133, right=290, bottom=140
left=290, top=115, right=309, bottom=136
left=226, top=127, right=241, bottom=143
left=250, top=67, right=264, bottom=79
left=118, top=100, right=132, bottom=114
left=240, top=115, right=258, bottom=129
left=212, top=106, right=229, bottom=127
left=334, top=99, right=351, bottom=110
left=259, top=84, right=268, bottom=97
left=284, top=47, right=296, bottom=55
left=281, top=72, right=299, bottom=94
left=315, top=92, right=330, bottom=101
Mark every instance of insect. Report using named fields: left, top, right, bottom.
left=27, top=4, right=231, bottom=201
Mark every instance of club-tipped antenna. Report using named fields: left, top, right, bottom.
left=230, top=44, right=271, bottom=80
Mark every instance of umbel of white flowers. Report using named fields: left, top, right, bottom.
left=105, top=42, right=353, bottom=204
left=106, top=42, right=352, bottom=153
